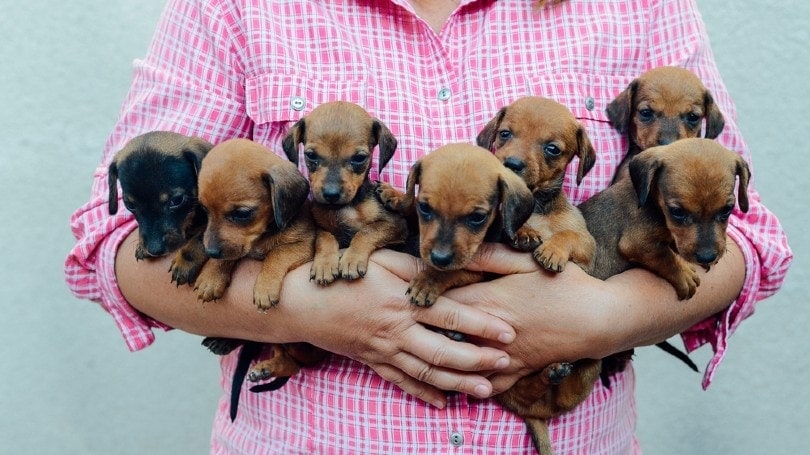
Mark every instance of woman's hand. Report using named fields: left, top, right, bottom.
left=277, top=249, right=516, bottom=408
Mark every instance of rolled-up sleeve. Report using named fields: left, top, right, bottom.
left=64, top=0, right=252, bottom=351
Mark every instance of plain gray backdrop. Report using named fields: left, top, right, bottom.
left=2, top=1, right=807, bottom=453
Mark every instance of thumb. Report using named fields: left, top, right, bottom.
left=466, top=243, right=540, bottom=274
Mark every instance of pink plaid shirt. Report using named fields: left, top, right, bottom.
left=65, top=0, right=792, bottom=453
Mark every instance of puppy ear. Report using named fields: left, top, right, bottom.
left=475, top=107, right=506, bottom=150
left=575, top=125, right=597, bottom=185
left=184, top=137, right=213, bottom=176
left=497, top=171, right=534, bottom=240
left=281, top=119, right=306, bottom=165
left=401, top=160, right=422, bottom=213
left=703, top=92, right=725, bottom=139
left=107, top=160, right=119, bottom=215
left=372, top=119, right=398, bottom=174
left=734, top=155, right=751, bottom=213
left=265, top=163, right=310, bottom=230
left=606, top=80, right=637, bottom=134
left=628, top=150, right=662, bottom=207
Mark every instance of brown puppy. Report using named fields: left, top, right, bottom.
left=477, top=96, right=597, bottom=273
left=195, top=138, right=326, bottom=394
left=476, top=97, right=601, bottom=455
left=282, top=101, right=408, bottom=285
left=378, top=143, right=534, bottom=307
left=579, top=138, right=750, bottom=383
left=107, top=131, right=212, bottom=285
left=607, top=66, right=725, bottom=182
left=379, top=144, right=591, bottom=455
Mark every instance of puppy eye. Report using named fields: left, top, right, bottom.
left=416, top=202, right=434, bottom=220
left=716, top=205, right=734, bottom=221
left=168, top=195, right=190, bottom=210
left=123, top=199, right=137, bottom=212
left=466, top=212, right=489, bottom=229
left=685, top=112, right=702, bottom=126
left=543, top=144, right=561, bottom=157
left=227, top=207, right=256, bottom=224
left=668, top=206, right=691, bottom=224
left=638, top=108, right=654, bottom=122
left=350, top=153, right=369, bottom=167
left=498, top=130, right=513, bottom=141
left=304, top=149, right=319, bottom=166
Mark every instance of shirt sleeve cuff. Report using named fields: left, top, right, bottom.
left=96, top=221, right=173, bottom=352
left=679, top=226, right=760, bottom=389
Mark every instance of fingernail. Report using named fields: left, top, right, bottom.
left=474, top=384, right=491, bottom=398
left=494, top=357, right=509, bottom=369
left=498, top=332, right=515, bottom=344
left=432, top=399, right=446, bottom=409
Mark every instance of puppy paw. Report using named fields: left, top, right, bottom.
left=170, top=241, right=208, bottom=286
left=253, top=276, right=282, bottom=311
left=310, top=253, right=340, bottom=286
left=201, top=337, right=243, bottom=355
left=542, top=362, right=573, bottom=386
left=533, top=243, right=569, bottom=273
left=375, top=182, right=405, bottom=212
left=338, top=249, right=369, bottom=280
left=193, top=262, right=230, bottom=302
left=407, top=275, right=443, bottom=307
left=135, top=243, right=147, bottom=261
left=511, top=225, right=542, bottom=251
left=672, top=263, right=701, bottom=300
left=247, top=346, right=301, bottom=382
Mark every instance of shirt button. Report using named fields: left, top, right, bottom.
left=449, top=431, right=464, bottom=446
left=290, top=96, right=306, bottom=111
left=585, top=96, right=595, bottom=111
left=437, top=87, right=452, bottom=101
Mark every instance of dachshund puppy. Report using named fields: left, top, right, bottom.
left=477, top=96, right=597, bottom=273
left=282, top=101, right=408, bottom=285
left=378, top=143, right=534, bottom=307
left=607, top=66, right=725, bottom=182
left=476, top=97, right=601, bottom=455
left=107, top=131, right=212, bottom=285
left=194, top=138, right=327, bottom=402
left=579, top=138, right=750, bottom=383
left=379, top=143, right=593, bottom=454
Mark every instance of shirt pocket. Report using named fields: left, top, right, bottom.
left=245, top=72, right=370, bottom=129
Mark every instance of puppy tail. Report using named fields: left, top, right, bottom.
left=107, top=162, right=119, bottom=215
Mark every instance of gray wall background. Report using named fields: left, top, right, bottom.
left=1, top=1, right=806, bottom=453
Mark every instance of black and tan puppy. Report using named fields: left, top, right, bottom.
left=107, top=130, right=212, bottom=285
left=282, top=101, right=408, bottom=285
left=579, top=138, right=750, bottom=383
left=194, top=138, right=327, bottom=391
left=607, top=66, right=725, bottom=182
left=378, top=143, right=597, bottom=455
left=477, top=96, right=597, bottom=273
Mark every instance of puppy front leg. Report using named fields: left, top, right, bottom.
left=194, top=258, right=238, bottom=302
left=170, top=233, right=208, bottom=286
left=255, top=241, right=315, bottom=311
left=620, top=237, right=700, bottom=300
left=311, top=228, right=341, bottom=285
left=374, top=182, right=407, bottom=212
left=408, top=269, right=484, bottom=307
left=340, top=219, right=408, bottom=280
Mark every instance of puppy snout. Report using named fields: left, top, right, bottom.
left=205, top=245, right=223, bottom=259
left=695, top=249, right=718, bottom=267
left=321, top=185, right=342, bottom=204
left=502, top=157, right=526, bottom=174
left=429, top=249, right=455, bottom=268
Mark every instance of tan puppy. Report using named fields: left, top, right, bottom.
left=579, top=138, right=750, bottom=383
left=195, top=138, right=327, bottom=400
left=107, top=131, right=212, bottom=285
left=379, top=143, right=592, bottom=455
left=378, top=143, right=534, bottom=307
left=476, top=97, right=601, bottom=455
left=607, top=66, right=725, bottom=182
left=477, top=96, right=597, bottom=273
left=282, top=101, right=408, bottom=285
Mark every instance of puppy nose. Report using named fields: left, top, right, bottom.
left=321, top=186, right=342, bottom=203
left=430, top=249, right=454, bottom=268
left=205, top=246, right=223, bottom=259
left=502, top=157, right=526, bottom=174
left=695, top=250, right=718, bottom=266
